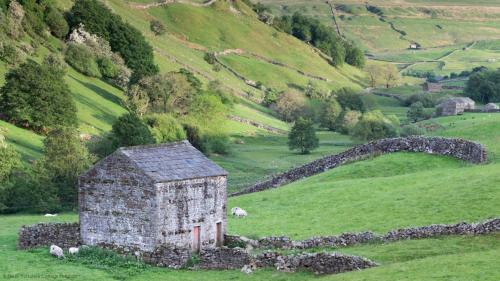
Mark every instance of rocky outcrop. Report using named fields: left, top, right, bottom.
left=231, top=136, right=487, bottom=197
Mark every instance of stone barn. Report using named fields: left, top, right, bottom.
left=436, top=97, right=475, bottom=116
left=79, top=141, right=228, bottom=252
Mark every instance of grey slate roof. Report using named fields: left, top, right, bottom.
left=118, top=140, right=227, bottom=182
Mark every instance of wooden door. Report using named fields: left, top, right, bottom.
left=193, top=226, right=200, bottom=252
left=216, top=222, right=222, bottom=247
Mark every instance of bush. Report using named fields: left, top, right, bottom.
left=45, top=6, right=68, bottom=39
left=65, top=43, right=101, bottom=77
left=350, top=110, right=399, bottom=141
left=403, top=93, right=435, bottom=107
left=0, top=136, right=21, bottom=182
left=111, top=113, right=155, bottom=148
left=336, top=109, right=361, bottom=134
left=275, top=90, right=307, bottom=122
left=204, top=52, right=216, bottom=65
left=204, top=134, right=231, bottom=155
left=407, top=101, right=426, bottom=123
left=183, top=123, right=207, bottom=153
left=320, top=98, right=342, bottom=130
left=68, top=0, right=158, bottom=82
left=0, top=59, right=77, bottom=132
left=335, top=88, right=366, bottom=112
left=150, top=19, right=166, bottom=36
left=97, top=57, right=118, bottom=78
left=144, top=114, right=186, bottom=144
left=0, top=41, right=24, bottom=65
left=400, top=124, right=426, bottom=137
left=288, top=117, right=319, bottom=154
left=42, top=127, right=94, bottom=208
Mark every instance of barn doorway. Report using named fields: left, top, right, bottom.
left=216, top=222, right=222, bottom=247
left=193, top=226, right=200, bottom=252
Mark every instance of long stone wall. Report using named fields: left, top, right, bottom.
left=226, top=218, right=500, bottom=250
left=18, top=223, right=81, bottom=250
left=230, top=136, right=487, bottom=197
left=229, top=115, right=287, bottom=135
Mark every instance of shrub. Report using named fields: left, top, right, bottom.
left=0, top=60, right=77, bottom=132
left=97, top=57, right=118, bottom=78
left=350, top=110, right=399, bottom=141
left=403, top=93, right=435, bottom=107
left=205, top=134, right=231, bottom=155
left=320, top=98, right=342, bottom=130
left=275, top=90, right=307, bottom=122
left=44, top=6, right=68, bottom=39
left=336, top=109, right=361, bottom=134
left=288, top=117, right=319, bottom=154
left=42, top=127, right=94, bottom=208
left=407, top=101, right=426, bottom=123
left=465, top=69, right=500, bottom=103
left=0, top=41, right=24, bottom=65
left=400, top=124, right=426, bottom=137
left=204, top=52, right=216, bottom=65
left=263, top=89, right=279, bottom=106
left=65, top=43, right=101, bottom=77
left=335, top=88, right=366, bottom=112
left=111, top=113, right=155, bottom=148
left=68, top=0, right=158, bottom=82
left=144, top=114, right=186, bottom=144
left=150, top=19, right=166, bottom=36
left=183, top=123, right=207, bottom=153
left=0, top=131, right=21, bottom=182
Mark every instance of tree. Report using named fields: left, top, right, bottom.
left=0, top=59, right=77, bottom=133
left=124, top=84, right=150, bottom=117
left=65, top=43, right=101, bottom=77
left=335, top=88, right=366, bottom=112
left=0, top=127, right=21, bottom=182
left=111, top=113, right=155, bottom=148
left=275, top=90, right=307, bottom=122
left=144, top=114, right=186, bottom=144
left=45, top=6, right=69, bottom=39
left=320, top=98, right=342, bottom=130
left=42, top=127, right=94, bottom=208
left=344, top=42, right=365, bottom=68
left=288, top=117, right=319, bottom=154
left=365, top=64, right=383, bottom=88
left=407, top=101, right=426, bottom=123
left=350, top=110, right=399, bottom=141
left=150, top=19, right=166, bottom=36
left=465, top=70, right=500, bottom=103
left=68, top=0, right=158, bottom=82
left=382, top=64, right=401, bottom=88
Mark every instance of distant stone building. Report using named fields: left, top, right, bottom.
left=79, top=141, right=228, bottom=252
left=423, top=82, right=443, bottom=93
left=483, top=103, right=499, bottom=112
left=436, top=97, right=475, bottom=116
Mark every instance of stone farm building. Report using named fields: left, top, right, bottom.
left=436, top=97, right=475, bottom=116
left=79, top=141, right=228, bottom=252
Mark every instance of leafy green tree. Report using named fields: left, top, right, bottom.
left=44, top=6, right=68, bottom=39
left=150, top=19, right=166, bottom=36
left=65, top=43, right=101, bottom=77
left=111, top=113, right=155, bottom=148
left=42, top=127, right=94, bottom=208
left=465, top=69, right=500, bottom=103
left=144, top=114, right=186, bottom=144
left=0, top=127, right=21, bottom=183
left=407, top=101, right=425, bottom=123
left=335, top=88, right=366, bottom=112
left=320, top=99, right=342, bottom=130
left=68, top=0, right=158, bottom=82
left=288, top=117, right=319, bottom=154
left=0, top=59, right=77, bottom=133
left=344, top=42, right=365, bottom=68
left=350, top=110, right=399, bottom=141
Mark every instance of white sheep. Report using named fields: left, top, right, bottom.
left=69, top=247, right=79, bottom=255
left=50, top=245, right=64, bottom=258
left=231, top=207, right=247, bottom=217
left=44, top=214, right=58, bottom=217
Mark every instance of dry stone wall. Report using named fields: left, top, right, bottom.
left=18, top=223, right=81, bottom=250
left=231, top=137, right=487, bottom=196
left=227, top=218, right=500, bottom=250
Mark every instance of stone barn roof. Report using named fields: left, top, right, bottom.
left=83, top=141, right=227, bottom=183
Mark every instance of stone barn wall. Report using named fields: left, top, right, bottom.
left=18, top=223, right=80, bottom=250
left=231, top=137, right=487, bottom=196
left=155, top=176, right=227, bottom=250
left=79, top=152, right=158, bottom=251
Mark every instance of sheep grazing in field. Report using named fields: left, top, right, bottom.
left=69, top=247, right=79, bottom=255
left=50, top=245, right=64, bottom=258
left=231, top=207, right=247, bottom=217
left=44, top=214, right=58, bottom=217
